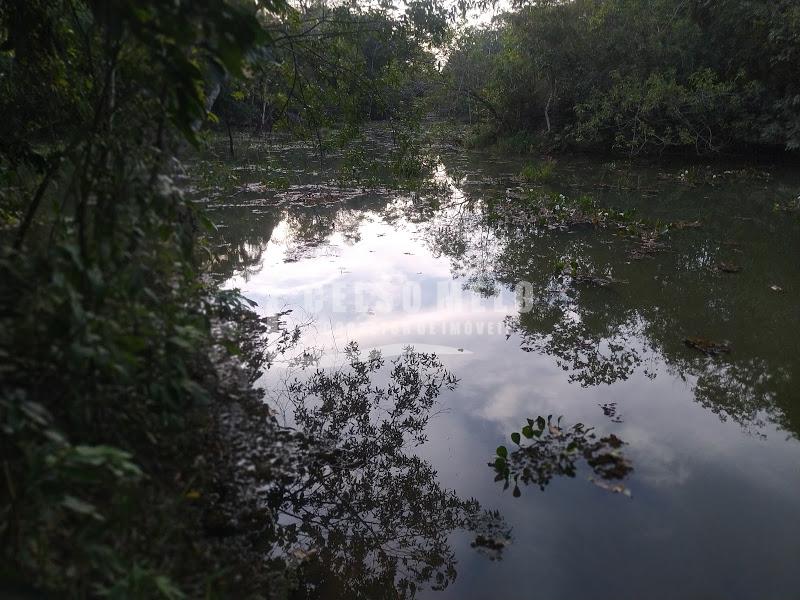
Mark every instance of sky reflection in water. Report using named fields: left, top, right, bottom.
left=212, top=147, right=800, bottom=599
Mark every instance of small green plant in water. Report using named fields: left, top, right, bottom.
left=520, top=159, right=556, bottom=184
left=492, top=416, right=633, bottom=497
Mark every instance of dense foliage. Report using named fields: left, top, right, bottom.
left=0, top=0, right=452, bottom=596
left=219, top=3, right=445, bottom=136
left=0, top=0, right=290, bottom=595
left=443, top=0, right=800, bottom=154
left=0, top=0, right=493, bottom=595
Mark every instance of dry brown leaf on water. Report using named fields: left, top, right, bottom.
left=590, top=478, right=632, bottom=497
left=683, top=336, right=731, bottom=356
left=716, top=262, right=742, bottom=273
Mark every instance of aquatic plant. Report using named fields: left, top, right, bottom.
left=520, top=160, right=557, bottom=184
left=491, top=416, right=633, bottom=497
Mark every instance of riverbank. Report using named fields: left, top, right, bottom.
left=451, top=122, right=800, bottom=166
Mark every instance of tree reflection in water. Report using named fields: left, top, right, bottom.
left=264, top=343, right=511, bottom=599
left=422, top=173, right=798, bottom=437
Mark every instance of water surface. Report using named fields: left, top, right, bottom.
left=202, top=137, right=800, bottom=599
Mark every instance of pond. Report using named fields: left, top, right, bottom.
left=199, top=133, right=800, bottom=599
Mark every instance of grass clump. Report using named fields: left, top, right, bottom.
left=520, top=159, right=557, bottom=184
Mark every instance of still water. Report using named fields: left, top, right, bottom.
left=202, top=135, right=800, bottom=599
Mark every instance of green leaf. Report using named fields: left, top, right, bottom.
left=196, top=211, right=218, bottom=233
left=154, top=575, right=185, bottom=600
left=62, top=495, right=103, bottom=520
left=496, top=445, right=508, bottom=459
left=522, top=425, right=533, bottom=438
left=511, top=432, right=521, bottom=445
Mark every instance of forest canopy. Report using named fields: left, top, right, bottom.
left=442, top=0, right=800, bottom=155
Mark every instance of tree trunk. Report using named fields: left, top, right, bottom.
left=222, top=102, right=235, bottom=159
left=544, top=76, right=557, bottom=134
